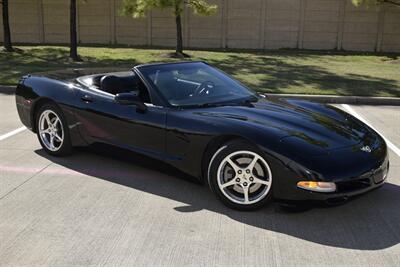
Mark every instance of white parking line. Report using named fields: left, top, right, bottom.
left=0, top=126, right=27, bottom=141
left=342, top=104, right=400, bottom=157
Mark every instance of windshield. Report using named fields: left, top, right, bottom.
left=137, top=62, right=258, bottom=107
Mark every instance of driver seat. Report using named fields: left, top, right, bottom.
left=100, top=75, right=151, bottom=103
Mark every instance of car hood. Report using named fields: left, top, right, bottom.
left=193, top=98, right=374, bottom=155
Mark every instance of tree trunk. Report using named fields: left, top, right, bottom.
left=175, top=11, right=183, bottom=55
left=2, top=0, right=13, bottom=52
left=69, top=0, right=80, bottom=61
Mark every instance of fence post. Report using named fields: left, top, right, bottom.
left=37, top=0, right=44, bottom=43
left=337, top=0, right=346, bottom=50
left=110, top=0, right=116, bottom=45
left=147, top=11, right=152, bottom=46
left=184, top=4, right=189, bottom=48
left=376, top=4, right=385, bottom=52
left=259, top=0, right=267, bottom=49
left=221, top=0, right=228, bottom=48
left=297, top=0, right=306, bottom=49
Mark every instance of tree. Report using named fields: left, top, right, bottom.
left=351, top=0, right=400, bottom=7
left=70, top=0, right=81, bottom=61
left=121, top=0, right=217, bottom=57
left=1, top=0, right=13, bottom=52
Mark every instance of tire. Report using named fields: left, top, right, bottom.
left=35, top=102, right=72, bottom=156
left=208, top=140, right=273, bottom=211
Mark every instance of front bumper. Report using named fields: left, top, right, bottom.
left=273, top=158, right=389, bottom=203
left=296, top=176, right=386, bottom=204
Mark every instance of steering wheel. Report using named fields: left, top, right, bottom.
left=193, top=81, right=215, bottom=97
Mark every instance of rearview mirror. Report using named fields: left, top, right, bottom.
left=114, top=92, right=147, bottom=112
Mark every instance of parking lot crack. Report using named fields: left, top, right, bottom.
left=0, top=162, right=53, bottom=201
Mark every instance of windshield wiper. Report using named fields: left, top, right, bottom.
left=196, top=102, right=226, bottom=108
left=246, top=94, right=260, bottom=102
left=239, top=95, right=259, bottom=106
left=184, top=95, right=260, bottom=109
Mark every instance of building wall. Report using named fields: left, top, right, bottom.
left=1, top=0, right=399, bottom=52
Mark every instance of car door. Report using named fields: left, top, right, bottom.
left=74, top=85, right=167, bottom=160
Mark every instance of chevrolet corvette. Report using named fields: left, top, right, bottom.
left=15, top=61, right=389, bottom=210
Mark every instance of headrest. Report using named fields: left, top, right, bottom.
left=100, top=75, right=120, bottom=95
left=100, top=75, right=140, bottom=95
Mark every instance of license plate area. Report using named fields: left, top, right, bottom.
left=373, top=171, right=384, bottom=183
left=373, top=163, right=389, bottom=184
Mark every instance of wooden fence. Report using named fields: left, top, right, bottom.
left=1, top=0, right=399, bottom=52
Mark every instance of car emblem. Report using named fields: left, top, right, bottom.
left=360, top=146, right=372, bottom=153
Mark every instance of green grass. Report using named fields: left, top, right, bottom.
left=1, top=46, right=399, bottom=97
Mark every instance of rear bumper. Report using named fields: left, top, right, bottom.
left=15, top=90, right=34, bottom=130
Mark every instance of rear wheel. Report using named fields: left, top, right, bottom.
left=36, top=103, right=72, bottom=156
left=208, top=140, right=273, bottom=210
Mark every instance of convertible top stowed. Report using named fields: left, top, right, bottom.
left=15, top=61, right=389, bottom=210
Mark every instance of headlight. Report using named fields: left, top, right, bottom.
left=297, top=181, right=336, bottom=193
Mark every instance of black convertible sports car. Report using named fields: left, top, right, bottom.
left=16, top=61, right=389, bottom=210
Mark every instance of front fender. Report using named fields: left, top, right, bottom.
left=164, top=109, right=291, bottom=180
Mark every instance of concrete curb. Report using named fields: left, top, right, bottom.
left=267, top=93, right=400, bottom=106
left=0, top=85, right=16, bottom=94
left=1, top=85, right=399, bottom=105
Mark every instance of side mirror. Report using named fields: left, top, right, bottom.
left=115, top=92, right=147, bottom=112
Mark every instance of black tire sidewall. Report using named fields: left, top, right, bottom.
left=36, top=103, right=72, bottom=156
left=208, top=140, right=273, bottom=211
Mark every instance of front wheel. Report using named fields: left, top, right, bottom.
left=36, top=103, right=72, bottom=156
left=208, top=140, right=273, bottom=210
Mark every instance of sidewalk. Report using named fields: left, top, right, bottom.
left=266, top=93, right=400, bottom=106
left=0, top=85, right=15, bottom=95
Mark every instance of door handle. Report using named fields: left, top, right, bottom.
left=81, top=95, right=93, bottom=103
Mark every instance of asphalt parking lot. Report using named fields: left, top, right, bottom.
left=1, top=92, right=399, bottom=266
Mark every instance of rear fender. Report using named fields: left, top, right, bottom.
left=16, top=76, right=87, bottom=146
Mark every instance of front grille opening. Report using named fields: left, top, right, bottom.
left=336, top=178, right=371, bottom=193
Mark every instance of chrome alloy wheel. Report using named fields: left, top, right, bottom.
left=38, top=110, right=64, bottom=152
left=217, top=151, right=272, bottom=205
